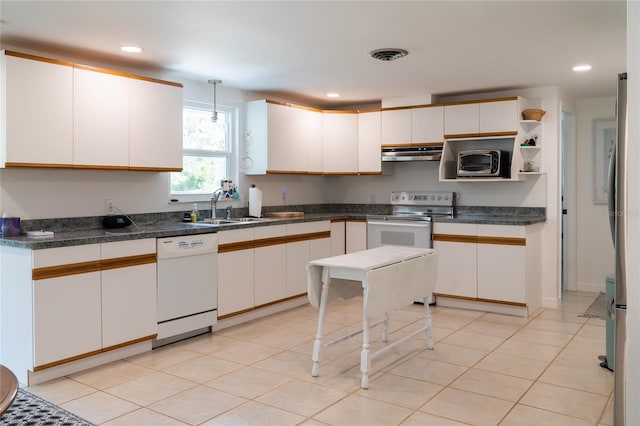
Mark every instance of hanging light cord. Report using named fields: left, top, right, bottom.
left=208, top=79, right=222, bottom=122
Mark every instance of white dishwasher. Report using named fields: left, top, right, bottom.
left=155, top=233, right=217, bottom=346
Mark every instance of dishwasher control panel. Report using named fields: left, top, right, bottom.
left=157, top=234, right=218, bottom=259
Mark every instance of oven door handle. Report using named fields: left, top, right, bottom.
left=367, top=220, right=431, bottom=228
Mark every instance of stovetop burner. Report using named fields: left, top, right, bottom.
left=368, top=191, right=456, bottom=221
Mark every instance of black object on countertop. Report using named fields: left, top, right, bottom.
left=102, top=215, right=132, bottom=229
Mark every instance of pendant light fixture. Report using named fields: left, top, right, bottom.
left=208, top=79, right=222, bottom=122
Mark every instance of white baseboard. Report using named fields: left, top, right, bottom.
left=578, top=281, right=606, bottom=293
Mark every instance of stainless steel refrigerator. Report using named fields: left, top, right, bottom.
left=608, top=72, right=627, bottom=425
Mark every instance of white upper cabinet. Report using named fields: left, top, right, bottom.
left=323, top=111, right=359, bottom=174
left=412, top=106, right=444, bottom=144
left=444, top=98, right=518, bottom=137
left=381, top=109, right=411, bottom=146
left=1, top=52, right=74, bottom=167
left=306, top=110, right=324, bottom=174
left=290, top=106, right=309, bottom=173
left=1, top=50, right=183, bottom=171
left=358, top=111, right=381, bottom=173
left=381, top=105, right=444, bottom=147
left=73, top=67, right=130, bottom=167
left=479, top=99, right=518, bottom=134
left=245, top=100, right=297, bottom=174
left=444, top=103, right=480, bottom=136
left=129, top=78, right=183, bottom=170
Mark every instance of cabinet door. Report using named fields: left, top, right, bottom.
left=330, top=221, right=346, bottom=256
left=358, top=111, right=381, bottom=173
left=290, top=107, right=309, bottom=172
left=130, top=78, right=183, bottom=170
left=286, top=240, right=309, bottom=297
left=33, top=272, right=102, bottom=367
left=412, top=106, right=444, bottom=144
left=433, top=223, right=477, bottom=298
left=73, top=67, right=130, bottom=167
left=476, top=225, right=526, bottom=303
left=101, top=238, right=157, bottom=348
left=309, top=237, right=330, bottom=261
left=218, top=249, right=255, bottom=316
left=306, top=110, right=324, bottom=174
left=479, top=100, right=518, bottom=134
left=267, top=102, right=293, bottom=172
left=381, top=109, right=411, bottom=146
left=218, top=229, right=255, bottom=316
left=2, top=54, right=74, bottom=166
left=346, top=221, right=367, bottom=253
left=444, top=103, right=479, bottom=136
left=323, top=112, right=359, bottom=173
left=254, top=225, right=287, bottom=306
left=102, top=264, right=157, bottom=347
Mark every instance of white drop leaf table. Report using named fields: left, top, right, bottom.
left=307, top=245, right=438, bottom=389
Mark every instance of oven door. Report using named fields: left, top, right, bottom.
left=366, top=219, right=432, bottom=249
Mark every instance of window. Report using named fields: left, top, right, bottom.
left=171, top=102, right=235, bottom=198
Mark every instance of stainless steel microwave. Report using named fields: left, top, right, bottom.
left=457, top=149, right=510, bottom=177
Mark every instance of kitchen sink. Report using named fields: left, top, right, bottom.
left=229, top=217, right=270, bottom=222
left=184, top=219, right=235, bottom=226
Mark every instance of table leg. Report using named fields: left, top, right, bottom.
left=311, top=267, right=331, bottom=377
left=360, top=286, right=371, bottom=389
left=424, top=297, right=434, bottom=350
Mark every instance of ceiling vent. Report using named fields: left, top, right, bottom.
left=368, top=48, right=409, bottom=61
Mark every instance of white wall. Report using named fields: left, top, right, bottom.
left=575, top=97, right=616, bottom=292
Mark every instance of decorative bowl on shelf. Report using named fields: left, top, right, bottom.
left=522, top=109, right=546, bottom=121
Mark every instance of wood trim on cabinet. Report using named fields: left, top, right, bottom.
left=322, top=172, right=360, bottom=175
left=433, top=292, right=527, bottom=307
left=218, top=294, right=307, bottom=320
left=380, top=103, right=444, bottom=112
left=32, top=260, right=102, bottom=280
left=476, top=236, right=526, bottom=246
left=444, top=131, right=518, bottom=140
left=347, top=218, right=367, bottom=223
left=382, top=142, right=444, bottom=148
left=432, top=233, right=477, bottom=244
left=32, top=254, right=157, bottom=280
left=265, top=99, right=323, bottom=113
left=4, top=163, right=182, bottom=172
left=33, top=334, right=157, bottom=372
left=286, top=231, right=331, bottom=244
left=331, top=219, right=347, bottom=223
left=100, top=253, right=157, bottom=271
left=4, top=162, right=76, bottom=169
left=218, top=240, right=256, bottom=254
left=253, top=236, right=288, bottom=249
left=443, top=96, right=518, bottom=106
left=358, top=171, right=383, bottom=175
left=433, top=233, right=526, bottom=246
left=266, top=170, right=309, bottom=175
left=4, top=50, right=74, bottom=67
left=73, top=63, right=130, bottom=78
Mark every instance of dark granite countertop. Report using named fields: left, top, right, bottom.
left=0, top=205, right=544, bottom=250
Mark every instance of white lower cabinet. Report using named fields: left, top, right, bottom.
left=433, top=223, right=477, bottom=298
left=218, top=221, right=330, bottom=317
left=254, top=225, right=287, bottom=306
left=286, top=221, right=331, bottom=297
left=5, top=239, right=158, bottom=380
left=433, top=222, right=542, bottom=316
left=217, top=228, right=255, bottom=317
left=346, top=220, right=367, bottom=253
left=33, top=272, right=102, bottom=368
left=330, top=220, right=346, bottom=256
left=101, top=239, right=157, bottom=348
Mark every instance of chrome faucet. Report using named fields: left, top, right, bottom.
left=211, top=188, right=224, bottom=219
left=225, top=205, right=232, bottom=219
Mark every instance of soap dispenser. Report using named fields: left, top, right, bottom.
left=190, top=204, right=199, bottom=222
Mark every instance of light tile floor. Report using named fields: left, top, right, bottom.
left=27, top=291, right=613, bottom=425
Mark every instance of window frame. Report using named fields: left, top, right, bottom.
left=170, top=100, right=238, bottom=203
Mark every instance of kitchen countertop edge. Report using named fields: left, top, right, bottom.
left=0, top=212, right=545, bottom=250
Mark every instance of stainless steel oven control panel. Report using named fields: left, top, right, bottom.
left=390, top=191, right=455, bottom=207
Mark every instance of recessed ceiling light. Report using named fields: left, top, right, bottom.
left=572, top=64, right=592, bottom=72
left=327, top=93, right=340, bottom=98
left=121, top=46, right=142, bottom=53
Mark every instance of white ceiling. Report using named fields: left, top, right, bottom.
left=0, top=0, right=627, bottom=107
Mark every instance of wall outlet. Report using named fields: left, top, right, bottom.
left=105, top=199, right=114, bottom=214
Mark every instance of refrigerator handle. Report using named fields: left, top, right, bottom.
left=607, top=143, right=616, bottom=245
